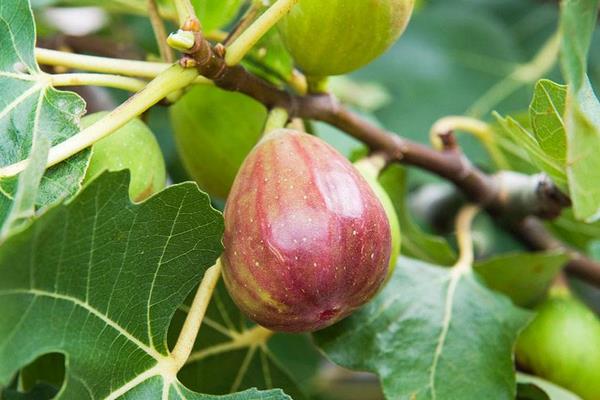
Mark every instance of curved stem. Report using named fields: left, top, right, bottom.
left=0, top=65, right=198, bottom=178
left=50, top=73, right=148, bottom=92
left=36, top=48, right=170, bottom=78
left=263, top=107, right=289, bottom=135
left=453, top=205, right=480, bottom=271
left=430, top=116, right=510, bottom=169
left=171, top=261, right=222, bottom=370
left=225, top=0, right=299, bottom=66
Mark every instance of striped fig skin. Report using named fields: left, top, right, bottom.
left=278, top=0, right=414, bottom=77
left=222, top=129, right=392, bottom=332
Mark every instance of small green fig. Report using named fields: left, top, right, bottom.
left=222, top=129, right=392, bottom=332
left=515, top=288, right=600, bottom=400
left=278, top=0, right=414, bottom=77
left=81, top=112, right=166, bottom=201
left=353, top=159, right=401, bottom=280
left=170, top=86, right=267, bottom=199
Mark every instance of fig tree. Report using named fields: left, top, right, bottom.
left=222, top=129, right=392, bottom=332
left=81, top=112, right=166, bottom=201
left=515, top=288, right=600, bottom=400
left=278, top=0, right=414, bottom=77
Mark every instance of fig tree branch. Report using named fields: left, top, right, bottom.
left=186, top=34, right=568, bottom=217
left=184, top=32, right=600, bottom=287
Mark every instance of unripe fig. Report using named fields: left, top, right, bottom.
left=81, top=112, right=166, bottom=201
left=353, top=159, right=401, bottom=280
left=278, top=0, right=414, bottom=77
left=170, top=86, right=267, bottom=199
left=222, top=129, right=392, bottom=332
left=515, top=288, right=600, bottom=400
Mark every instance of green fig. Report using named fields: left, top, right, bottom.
left=222, top=129, right=392, bottom=332
left=81, top=112, right=166, bottom=202
left=353, top=159, right=401, bottom=280
left=170, top=85, right=267, bottom=199
left=278, top=0, right=414, bottom=77
left=516, top=288, right=600, bottom=400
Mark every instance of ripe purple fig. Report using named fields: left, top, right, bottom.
left=222, top=129, right=392, bottom=332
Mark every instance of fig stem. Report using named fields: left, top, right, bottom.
left=263, top=107, right=290, bottom=135
left=36, top=48, right=173, bottom=79
left=429, top=116, right=509, bottom=170
left=171, top=260, right=223, bottom=370
left=49, top=73, right=148, bottom=92
left=225, top=0, right=299, bottom=66
left=222, top=1, right=264, bottom=47
left=453, top=205, right=480, bottom=272
left=173, top=0, right=199, bottom=29
left=0, top=64, right=199, bottom=178
left=147, top=0, right=175, bottom=63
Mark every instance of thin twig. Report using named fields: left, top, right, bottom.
left=222, top=2, right=263, bottom=47
left=147, top=0, right=175, bottom=63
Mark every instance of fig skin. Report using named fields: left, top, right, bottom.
left=515, top=289, right=600, bottom=400
left=353, top=159, right=401, bottom=281
left=170, top=86, right=267, bottom=199
left=222, top=129, right=392, bottom=333
left=278, top=0, right=414, bottom=77
left=81, top=112, right=166, bottom=202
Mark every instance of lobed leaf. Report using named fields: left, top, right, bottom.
left=0, top=0, right=90, bottom=233
left=315, top=257, right=531, bottom=400
left=0, top=171, right=287, bottom=399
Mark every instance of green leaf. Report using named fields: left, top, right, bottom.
left=475, top=251, right=568, bottom=307
left=314, top=257, right=531, bottom=400
left=494, top=114, right=568, bottom=190
left=559, top=0, right=600, bottom=222
left=517, top=373, right=582, bottom=400
left=379, top=165, right=456, bottom=265
left=0, top=171, right=287, bottom=399
left=564, top=78, right=600, bottom=222
left=529, top=79, right=567, bottom=162
left=0, top=0, right=90, bottom=230
left=174, top=282, right=318, bottom=399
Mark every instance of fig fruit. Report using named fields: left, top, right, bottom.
left=81, top=112, right=166, bottom=201
left=222, top=129, right=392, bottom=332
left=354, top=159, right=401, bottom=280
left=278, top=0, right=414, bottom=77
left=515, top=288, right=600, bottom=400
left=170, top=86, right=267, bottom=199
